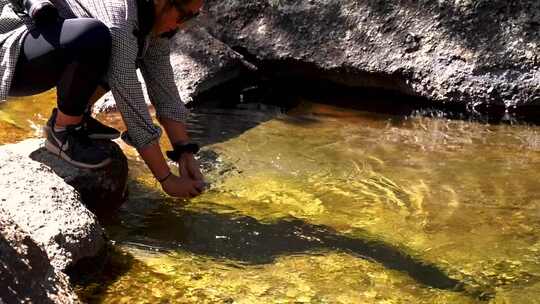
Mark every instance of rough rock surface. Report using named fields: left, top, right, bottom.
left=0, top=208, right=80, bottom=303
left=169, top=26, right=253, bottom=103
left=0, top=139, right=107, bottom=271
left=93, top=0, right=539, bottom=113
left=200, top=0, right=539, bottom=108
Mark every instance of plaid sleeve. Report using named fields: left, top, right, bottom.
left=107, top=26, right=163, bottom=149
left=138, top=36, right=190, bottom=123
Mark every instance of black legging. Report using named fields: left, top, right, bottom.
left=9, top=18, right=111, bottom=116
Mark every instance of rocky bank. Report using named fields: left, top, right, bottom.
left=98, top=0, right=538, bottom=115
left=202, top=0, right=540, bottom=109
left=0, top=139, right=129, bottom=302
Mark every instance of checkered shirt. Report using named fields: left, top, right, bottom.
left=0, top=0, right=189, bottom=148
left=0, top=1, right=28, bottom=103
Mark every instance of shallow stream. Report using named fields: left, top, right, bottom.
left=1, top=92, right=540, bottom=303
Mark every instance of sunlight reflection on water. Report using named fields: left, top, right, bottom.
left=2, top=94, right=540, bottom=303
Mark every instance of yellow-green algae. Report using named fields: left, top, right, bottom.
left=0, top=90, right=56, bottom=143
left=89, top=247, right=476, bottom=304
left=2, top=95, right=540, bottom=303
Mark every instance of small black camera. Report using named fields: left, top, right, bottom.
left=9, top=0, right=59, bottom=25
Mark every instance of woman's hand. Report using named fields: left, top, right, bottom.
left=179, top=152, right=205, bottom=181
left=160, top=173, right=206, bottom=198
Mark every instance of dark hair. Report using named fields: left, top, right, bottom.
left=168, top=0, right=196, bottom=10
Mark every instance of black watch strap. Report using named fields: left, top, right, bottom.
left=166, top=143, right=200, bottom=162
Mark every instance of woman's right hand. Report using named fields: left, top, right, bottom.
left=160, top=174, right=206, bottom=198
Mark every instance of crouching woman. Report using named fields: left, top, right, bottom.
left=0, top=0, right=206, bottom=198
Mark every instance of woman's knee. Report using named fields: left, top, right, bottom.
left=62, top=18, right=111, bottom=59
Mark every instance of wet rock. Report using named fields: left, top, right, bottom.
left=0, top=208, right=80, bottom=303
left=0, top=139, right=113, bottom=270
left=198, top=148, right=241, bottom=178
left=29, top=139, right=128, bottom=213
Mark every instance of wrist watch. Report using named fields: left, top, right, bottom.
left=166, top=142, right=200, bottom=162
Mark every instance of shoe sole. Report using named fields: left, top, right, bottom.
left=44, top=140, right=112, bottom=169
left=43, top=126, right=120, bottom=140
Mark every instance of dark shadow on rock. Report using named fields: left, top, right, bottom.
left=67, top=244, right=137, bottom=304
left=105, top=198, right=494, bottom=300
left=274, top=81, right=536, bottom=125
left=199, top=0, right=539, bottom=118
left=190, top=70, right=540, bottom=130
left=28, top=140, right=129, bottom=216
left=0, top=233, right=52, bottom=302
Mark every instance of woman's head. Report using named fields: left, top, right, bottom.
left=153, top=0, right=203, bottom=36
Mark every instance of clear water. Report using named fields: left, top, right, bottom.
left=2, top=93, right=540, bottom=303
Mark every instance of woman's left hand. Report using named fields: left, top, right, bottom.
left=178, top=152, right=205, bottom=182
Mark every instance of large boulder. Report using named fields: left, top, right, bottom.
left=0, top=139, right=114, bottom=271
left=200, top=0, right=539, bottom=108
left=93, top=0, right=539, bottom=113
left=0, top=208, right=80, bottom=303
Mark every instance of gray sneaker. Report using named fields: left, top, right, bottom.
left=44, top=111, right=111, bottom=169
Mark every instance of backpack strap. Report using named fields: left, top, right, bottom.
left=134, top=0, right=155, bottom=58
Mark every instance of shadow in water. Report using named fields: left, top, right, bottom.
left=68, top=245, right=151, bottom=304
left=192, top=77, right=540, bottom=129
left=185, top=103, right=285, bottom=147
left=103, top=197, right=494, bottom=301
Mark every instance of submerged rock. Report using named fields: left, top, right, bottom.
left=0, top=139, right=116, bottom=271
left=0, top=208, right=80, bottom=303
